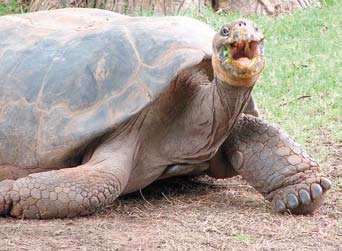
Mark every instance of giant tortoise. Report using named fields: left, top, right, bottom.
left=0, top=8, right=331, bottom=219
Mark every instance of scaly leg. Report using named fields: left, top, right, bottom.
left=0, top=147, right=131, bottom=219
left=206, top=95, right=259, bottom=178
left=223, top=114, right=332, bottom=214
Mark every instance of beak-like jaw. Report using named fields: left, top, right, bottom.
left=212, top=19, right=266, bottom=87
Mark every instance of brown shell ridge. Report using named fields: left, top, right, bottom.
left=120, top=26, right=153, bottom=100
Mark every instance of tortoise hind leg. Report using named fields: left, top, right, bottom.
left=0, top=147, right=132, bottom=219
left=223, top=114, right=332, bottom=214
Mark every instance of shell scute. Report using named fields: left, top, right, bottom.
left=0, top=9, right=214, bottom=168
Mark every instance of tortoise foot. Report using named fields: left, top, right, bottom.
left=223, top=114, right=332, bottom=214
left=268, top=176, right=332, bottom=214
left=0, top=179, right=15, bottom=216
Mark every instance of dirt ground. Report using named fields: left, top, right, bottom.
left=0, top=146, right=341, bottom=251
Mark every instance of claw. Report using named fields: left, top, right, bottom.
left=275, top=200, right=286, bottom=212
left=311, top=183, right=323, bottom=199
left=299, top=189, right=311, bottom=204
left=320, top=177, right=332, bottom=190
left=231, top=151, right=244, bottom=170
left=287, top=194, right=299, bottom=209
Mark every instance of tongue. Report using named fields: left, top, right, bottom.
left=236, top=57, right=251, bottom=66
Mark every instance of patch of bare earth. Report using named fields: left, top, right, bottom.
left=0, top=146, right=341, bottom=251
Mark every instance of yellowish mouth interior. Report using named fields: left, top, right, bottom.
left=223, top=40, right=260, bottom=69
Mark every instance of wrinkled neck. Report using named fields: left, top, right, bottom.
left=210, top=76, right=253, bottom=134
left=161, top=75, right=254, bottom=163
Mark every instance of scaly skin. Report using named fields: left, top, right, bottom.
left=0, top=155, right=129, bottom=219
left=0, top=169, right=119, bottom=219
left=224, top=114, right=332, bottom=214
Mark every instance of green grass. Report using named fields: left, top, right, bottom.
left=232, top=232, right=257, bottom=244
left=0, top=0, right=21, bottom=15
left=187, top=3, right=342, bottom=159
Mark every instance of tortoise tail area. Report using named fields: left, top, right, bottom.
left=223, top=114, right=332, bottom=214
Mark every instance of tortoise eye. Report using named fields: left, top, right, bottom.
left=221, top=27, right=230, bottom=36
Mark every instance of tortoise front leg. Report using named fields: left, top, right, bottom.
left=0, top=153, right=131, bottom=219
left=223, top=114, right=332, bottom=214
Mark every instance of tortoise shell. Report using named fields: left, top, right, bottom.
left=0, top=8, right=215, bottom=168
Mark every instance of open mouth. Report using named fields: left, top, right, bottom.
left=220, top=39, right=264, bottom=71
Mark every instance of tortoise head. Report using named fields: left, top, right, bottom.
left=212, top=19, right=265, bottom=87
